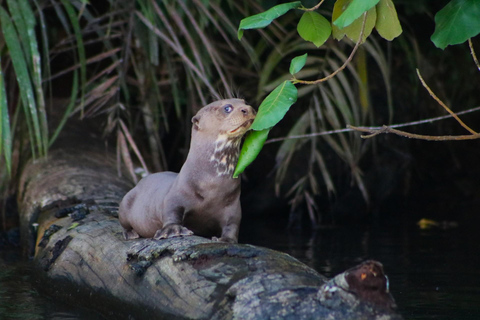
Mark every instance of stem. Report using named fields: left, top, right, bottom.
left=265, top=105, right=480, bottom=144
left=469, top=39, right=480, bottom=72
left=416, top=69, right=477, bottom=135
left=301, top=0, right=325, bottom=12
left=292, top=12, right=367, bottom=85
left=348, top=124, right=480, bottom=141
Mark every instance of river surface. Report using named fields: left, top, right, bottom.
left=242, top=202, right=480, bottom=320
left=1, top=210, right=480, bottom=319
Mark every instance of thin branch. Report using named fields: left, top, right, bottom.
left=469, top=39, right=480, bottom=72
left=300, top=0, right=325, bottom=12
left=416, top=68, right=477, bottom=135
left=264, top=105, right=480, bottom=144
left=345, top=69, right=480, bottom=142
left=292, top=13, right=367, bottom=85
left=348, top=124, right=480, bottom=141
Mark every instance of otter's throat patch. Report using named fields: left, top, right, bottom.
left=210, top=135, right=241, bottom=176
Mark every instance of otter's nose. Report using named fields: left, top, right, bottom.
left=241, top=107, right=256, bottom=116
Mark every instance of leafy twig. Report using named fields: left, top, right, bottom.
left=292, top=13, right=367, bottom=85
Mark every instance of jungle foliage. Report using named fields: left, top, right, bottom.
left=1, top=0, right=479, bottom=227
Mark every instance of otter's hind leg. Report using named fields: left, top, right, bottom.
left=119, top=189, right=141, bottom=240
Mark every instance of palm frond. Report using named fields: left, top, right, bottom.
left=0, top=58, right=12, bottom=175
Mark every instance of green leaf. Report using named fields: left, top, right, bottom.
left=251, top=81, right=298, bottom=131
left=290, top=53, right=308, bottom=75
left=238, top=1, right=302, bottom=40
left=0, top=7, right=42, bottom=158
left=233, top=129, right=270, bottom=178
left=8, top=0, right=48, bottom=156
left=332, top=0, right=349, bottom=40
left=33, top=0, right=53, bottom=112
left=332, top=0, right=377, bottom=43
left=333, top=0, right=380, bottom=29
left=431, top=0, right=480, bottom=49
left=0, top=60, right=12, bottom=175
left=375, top=0, right=402, bottom=41
left=297, top=12, right=331, bottom=47
left=5, top=0, right=32, bottom=70
left=17, top=0, right=49, bottom=154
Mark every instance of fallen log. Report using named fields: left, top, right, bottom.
left=18, top=141, right=403, bottom=319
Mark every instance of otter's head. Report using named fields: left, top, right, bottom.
left=191, top=99, right=256, bottom=139
left=191, top=99, right=256, bottom=176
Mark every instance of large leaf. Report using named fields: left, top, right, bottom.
left=289, top=53, right=308, bottom=75
left=238, top=1, right=302, bottom=40
left=333, top=0, right=380, bottom=29
left=0, top=60, right=12, bottom=175
left=297, top=12, right=331, bottom=47
left=431, top=0, right=480, bottom=49
left=251, top=81, right=298, bottom=131
left=375, top=0, right=402, bottom=41
left=332, top=0, right=377, bottom=43
left=233, top=129, right=270, bottom=178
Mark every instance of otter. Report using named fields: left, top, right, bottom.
left=118, top=99, right=256, bottom=243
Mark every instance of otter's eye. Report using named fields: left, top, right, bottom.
left=223, top=104, right=233, bottom=114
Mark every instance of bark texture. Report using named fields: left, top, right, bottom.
left=18, top=142, right=403, bottom=319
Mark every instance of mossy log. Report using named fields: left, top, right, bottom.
left=17, top=143, right=403, bottom=319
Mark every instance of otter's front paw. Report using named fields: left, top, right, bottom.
left=212, top=236, right=237, bottom=244
left=123, top=229, right=140, bottom=240
left=154, top=224, right=193, bottom=240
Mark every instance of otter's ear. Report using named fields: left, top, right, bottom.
left=192, top=115, right=201, bottom=131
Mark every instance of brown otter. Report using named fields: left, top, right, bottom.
left=118, top=99, right=256, bottom=243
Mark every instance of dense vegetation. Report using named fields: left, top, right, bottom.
left=1, top=0, right=479, bottom=231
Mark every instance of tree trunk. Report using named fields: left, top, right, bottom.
left=17, top=131, right=402, bottom=319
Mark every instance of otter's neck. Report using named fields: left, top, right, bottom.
left=208, top=134, right=241, bottom=176
left=183, top=132, right=241, bottom=178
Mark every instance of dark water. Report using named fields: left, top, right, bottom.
left=1, top=214, right=480, bottom=319
left=0, top=248, right=104, bottom=319
left=243, top=213, right=480, bottom=320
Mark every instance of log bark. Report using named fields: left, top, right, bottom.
left=18, top=136, right=403, bottom=319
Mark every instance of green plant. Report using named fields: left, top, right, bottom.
left=234, top=0, right=403, bottom=177
left=232, top=0, right=402, bottom=222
